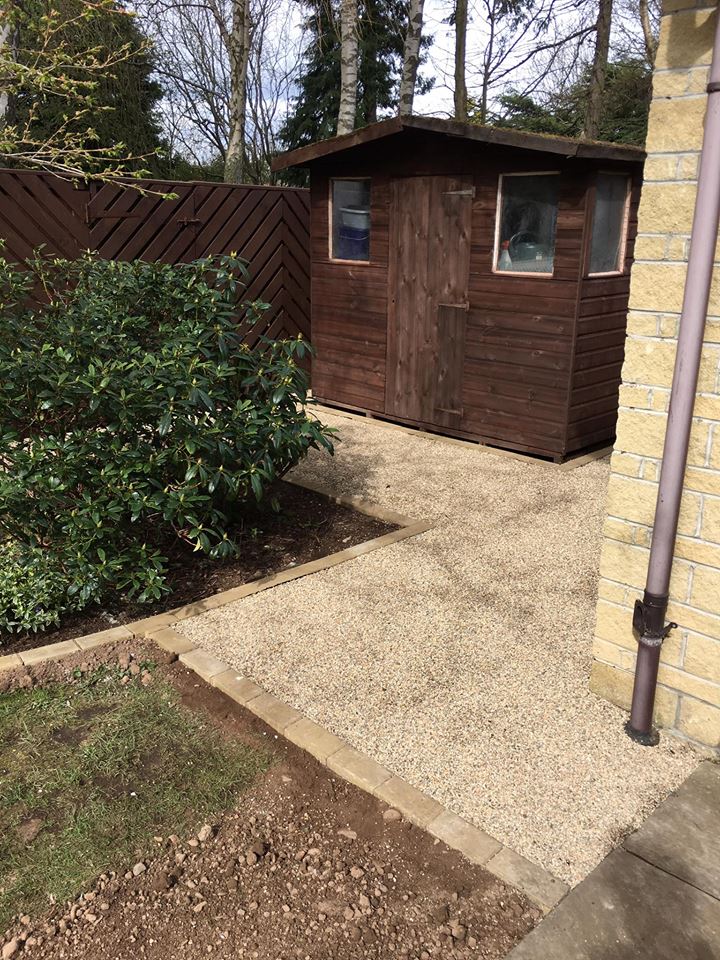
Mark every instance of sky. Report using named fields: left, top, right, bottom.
left=136, top=0, right=646, bottom=163
left=412, top=0, right=605, bottom=117
left=414, top=0, right=464, bottom=115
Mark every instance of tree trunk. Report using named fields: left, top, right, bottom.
left=454, top=0, right=468, bottom=122
left=360, top=0, right=378, bottom=124
left=583, top=0, right=613, bottom=140
left=398, top=0, right=424, bottom=116
left=337, top=0, right=358, bottom=135
left=224, top=0, right=250, bottom=182
left=0, top=2, right=16, bottom=123
left=478, top=0, right=498, bottom=124
left=639, top=0, right=657, bottom=66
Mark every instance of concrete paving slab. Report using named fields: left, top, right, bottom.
left=508, top=848, right=720, bottom=960
left=283, top=717, right=347, bottom=763
left=20, top=639, right=80, bottom=666
left=625, top=761, right=720, bottom=901
left=327, top=746, right=392, bottom=794
left=150, top=627, right=197, bottom=656
left=210, top=670, right=264, bottom=706
left=76, top=625, right=133, bottom=650
left=130, top=612, right=178, bottom=636
left=248, top=692, right=303, bottom=733
left=374, top=776, right=445, bottom=827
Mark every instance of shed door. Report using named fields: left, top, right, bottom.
left=385, top=175, right=473, bottom=426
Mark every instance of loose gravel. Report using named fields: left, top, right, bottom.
left=177, top=408, right=698, bottom=886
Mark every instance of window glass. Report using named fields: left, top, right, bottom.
left=496, top=174, right=559, bottom=274
left=331, top=180, right=371, bottom=261
left=589, top=174, right=629, bottom=274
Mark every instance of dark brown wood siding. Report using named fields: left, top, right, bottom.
left=310, top=173, right=390, bottom=412
left=307, top=132, right=642, bottom=459
left=462, top=164, right=586, bottom=457
left=566, top=175, right=641, bottom=453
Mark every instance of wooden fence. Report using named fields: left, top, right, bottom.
left=0, top=170, right=311, bottom=349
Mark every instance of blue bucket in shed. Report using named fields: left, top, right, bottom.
left=337, top=225, right=369, bottom=260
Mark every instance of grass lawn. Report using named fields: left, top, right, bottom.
left=0, top=665, right=270, bottom=928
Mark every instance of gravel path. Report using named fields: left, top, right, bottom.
left=177, top=408, right=698, bottom=886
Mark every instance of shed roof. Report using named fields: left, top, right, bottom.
left=272, top=115, right=645, bottom=171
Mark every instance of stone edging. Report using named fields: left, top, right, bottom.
left=1, top=625, right=569, bottom=914
left=0, top=481, right=568, bottom=912
left=168, top=634, right=568, bottom=914
left=0, top=481, right=430, bottom=677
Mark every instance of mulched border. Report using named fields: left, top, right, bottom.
left=0, top=479, right=430, bottom=670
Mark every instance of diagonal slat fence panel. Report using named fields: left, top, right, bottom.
left=0, top=171, right=311, bottom=365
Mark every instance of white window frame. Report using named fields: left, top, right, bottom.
left=328, top=177, right=372, bottom=265
left=587, top=172, right=632, bottom=278
left=492, top=171, right=561, bottom=279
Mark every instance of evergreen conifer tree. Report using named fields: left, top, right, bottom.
left=278, top=0, right=432, bottom=181
left=11, top=0, right=167, bottom=174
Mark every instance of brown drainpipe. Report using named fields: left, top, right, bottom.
left=627, top=9, right=720, bottom=746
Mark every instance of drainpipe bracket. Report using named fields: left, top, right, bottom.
left=632, top=594, right=676, bottom=646
left=624, top=720, right=660, bottom=747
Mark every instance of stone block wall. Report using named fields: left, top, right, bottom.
left=591, top=0, right=720, bottom=748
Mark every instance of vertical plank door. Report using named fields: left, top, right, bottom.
left=386, top=176, right=473, bottom=427
left=385, top=178, right=430, bottom=421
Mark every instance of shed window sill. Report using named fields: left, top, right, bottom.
left=491, top=267, right=555, bottom=279
left=328, top=257, right=372, bottom=266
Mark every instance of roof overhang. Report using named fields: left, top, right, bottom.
left=271, top=116, right=646, bottom=172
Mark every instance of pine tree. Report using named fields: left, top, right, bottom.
left=278, top=0, right=341, bottom=159
left=12, top=0, right=166, bottom=175
left=278, top=0, right=431, bottom=179
left=487, top=58, right=652, bottom=147
left=357, top=0, right=409, bottom=124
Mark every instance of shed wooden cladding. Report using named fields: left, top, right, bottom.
left=274, top=117, right=644, bottom=461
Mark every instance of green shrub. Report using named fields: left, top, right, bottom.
left=0, top=544, right=80, bottom=634
left=0, top=252, right=332, bottom=634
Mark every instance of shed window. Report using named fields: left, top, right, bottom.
left=331, top=179, right=371, bottom=262
left=495, top=173, right=559, bottom=275
left=588, top=173, right=630, bottom=275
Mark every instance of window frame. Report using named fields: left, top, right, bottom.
left=586, top=171, right=632, bottom=278
left=492, top=171, right=561, bottom=280
left=328, top=177, right=372, bottom=265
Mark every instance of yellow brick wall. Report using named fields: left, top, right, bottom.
left=591, top=0, right=720, bottom=748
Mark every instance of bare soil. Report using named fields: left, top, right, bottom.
left=1, top=481, right=396, bottom=657
left=1, top=641, right=539, bottom=960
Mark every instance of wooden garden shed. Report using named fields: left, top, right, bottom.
left=273, top=116, right=644, bottom=460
